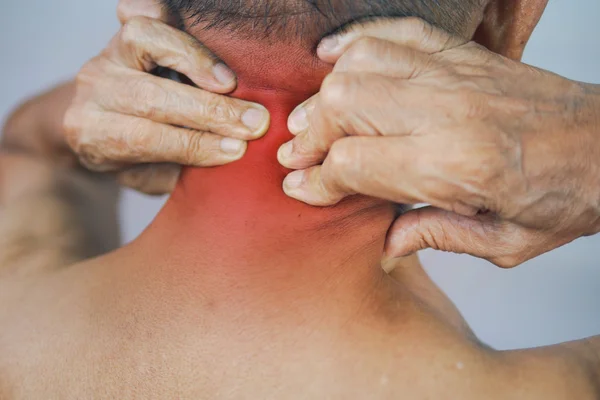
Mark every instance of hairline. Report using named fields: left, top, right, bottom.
left=161, top=0, right=482, bottom=40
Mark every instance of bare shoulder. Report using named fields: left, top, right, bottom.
left=364, top=270, right=600, bottom=400
left=0, top=253, right=121, bottom=398
left=372, top=309, right=599, bottom=400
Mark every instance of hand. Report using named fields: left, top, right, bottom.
left=277, top=18, right=600, bottom=268
left=64, top=4, right=270, bottom=194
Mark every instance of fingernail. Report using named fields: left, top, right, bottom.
left=220, top=138, right=245, bottom=155
left=319, top=35, right=339, bottom=52
left=213, top=63, right=236, bottom=85
left=242, top=107, right=267, bottom=131
left=278, top=141, right=293, bottom=162
left=283, top=170, right=304, bottom=190
left=288, top=106, right=308, bottom=134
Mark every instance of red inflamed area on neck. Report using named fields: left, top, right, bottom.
left=137, top=30, right=396, bottom=297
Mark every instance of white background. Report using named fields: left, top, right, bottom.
left=1, top=0, right=599, bottom=350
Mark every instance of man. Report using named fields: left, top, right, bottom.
left=1, top=1, right=599, bottom=399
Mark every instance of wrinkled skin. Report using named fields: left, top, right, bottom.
left=64, top=2, right=270, bottom=194
left=278, top=18, right=600, bottom=268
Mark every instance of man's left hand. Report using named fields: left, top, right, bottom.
left=277, top=18, right=600, bottom=268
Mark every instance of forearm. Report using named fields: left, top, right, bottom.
left=0, top=153, right=120, bottom=275
left=2, top=81, right=76, bottom=165
left=0, top=83, right=121, bottom=275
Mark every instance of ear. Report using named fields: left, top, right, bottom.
left=473, top=0, right=549, bottom=60
left=117, top=0, right=175, bottom=25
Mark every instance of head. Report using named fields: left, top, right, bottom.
left=159, top=0, right=549, bottom=60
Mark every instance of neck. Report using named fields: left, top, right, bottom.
left=136, top=27, right=396, bottom=305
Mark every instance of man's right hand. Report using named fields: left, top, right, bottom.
left=278, top=18, right=600, bottom=268
left=64, top=7, right=270, bottom=194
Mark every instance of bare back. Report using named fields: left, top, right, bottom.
left=0, top=232, right=591, bottom=399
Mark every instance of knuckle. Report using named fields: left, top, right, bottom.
left=343, top=37, right=379, bottom=66
left=320, top=73, right=352, bottom=112
left=290, top=135, right=311, bottom=156
left=402, top=17, right=431, bottom=40
left=327, top=138, right=355, bottom=172
left=120, top=16, right=150, bottom=45
left=116, top=2, right=129, bottom=24
left=116, top=1, right=136, bottom=25
left=422, top=221, right=448, bottom=252
left=185, top=132, right=210, bottom=165
left=132, top=79, right=163, bottom=118
left=413, top=18, right=435, bottom=43
left=203, top=96, right=238, bottom=124
left=293, top=132, right=325, bottom=165
left=118, top=0, right=165, bottom=25
left=116, top=1, right=126, bottom=17
left=312, top=169, right=342, bottom=205
left=78, top=142, right=109, bottom=169
left=405, top=16, right=429, bottom=32
left=66, top=111, right=119, bottom=168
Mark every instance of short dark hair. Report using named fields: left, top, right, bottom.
left=162, top=0, right=483, bottom=41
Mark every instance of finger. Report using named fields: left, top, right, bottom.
left=283, top=42, right=430, bottom=165
left=280, top=73, right=412, bottom=170
left=117, top=0, right=171, bottom=25
left=279, top=89, right=342, bottom=169
left=286, top=95, right=317, bottom=135
left=283, top=136, right=424, bottom=206
left=99, top=69, right=269, bottom=140
left=333, top=37, right=431, bottom=78
left=282, top=134, right=484, bottom=214
left=283, top=165, right=349, bottom=206
left=112, top=16, right=238, bottom=93
left=117, top=163, right=181, bottom=195
left=69, top=112, right=248, bottom=168
left=385, top=207, right=567, bottom=268
left=318, top=17, right=465, bottom=63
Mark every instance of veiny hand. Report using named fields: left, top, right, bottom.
left=64, top=3, right=269, bottom=194
left=277, top=18, right=600, bottom=268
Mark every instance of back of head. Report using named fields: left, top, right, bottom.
left=163, top=0, right=485, bottom=44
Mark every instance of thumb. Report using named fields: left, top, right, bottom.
left=384, top=206, right=555, bottom=269
left=117, top=0, right=172, bottom=25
